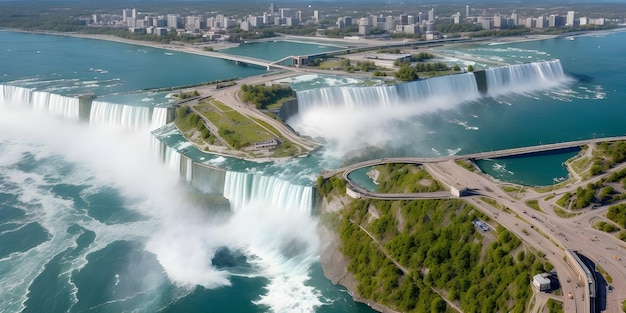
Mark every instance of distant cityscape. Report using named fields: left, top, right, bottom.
left=83, top=2, right=622, bottom=42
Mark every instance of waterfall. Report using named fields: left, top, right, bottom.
left=295, top=60, right=570, bottom=112
left=484, top=59, right=569, bottom=96
left=223, top=171, right=313, bottom=214
left=151, top=107, right=170, bottom=130
left=0, top=85, right=80, bottom=120
left=163, top=144, right=182, bottom=170
left=296, top=72, right=480, bottom=112
left=89, top=101, right=153, bottom=130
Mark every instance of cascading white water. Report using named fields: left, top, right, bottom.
left=184, top=157, right=193, bottom=183
left=296, top=72, right=481, bottom=112
left=0, top=85, right=32, bottom=106
left=151, top=107, right=170, bottom=130
left=90, top=101, right=153, bottom=130
left=32, top=91, right=80, bottom=119
left=163, top=144, right=182, bottom=170
left=484, top=59, right=569, bottom=96
left=295, top=60, right=570, bottom=112
left=0, top=85, right=80, bottom=120
left=223, top=171, right=313, bottom=214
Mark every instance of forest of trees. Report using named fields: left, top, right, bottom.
left=318, top=165, right=552, bottom=313
left=332, top=197, right=550, bottom=313
left=240, top=84, right=294, bottom=110
left=555, top=143, right=626, bottom=210
left=174, top=106, right=214, bottom=144
left=607, top=204, right=626, bottom=228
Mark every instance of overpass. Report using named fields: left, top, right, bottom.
left=566, top=249, right=597, bottom=313
left=324, top=136, right=626, bottom=180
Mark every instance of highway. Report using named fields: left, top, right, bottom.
left=337, top=154, right=626, bottom=313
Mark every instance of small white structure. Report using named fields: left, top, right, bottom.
left=346, top=187, right=362, bottom=199
left=450, top=184, right=468, bottom=197
left=533, top=273, right=552, bottom=292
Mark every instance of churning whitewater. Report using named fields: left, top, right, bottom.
left=0, top=55, right=577, bottom=313
left=0, top=88, right=324, bottom=312
left=289, top=59, right=571, bottom=158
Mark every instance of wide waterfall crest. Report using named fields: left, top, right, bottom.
left=295, top=60, right=569, bottom=112
left=90, top=101, right=166, bottom=130
left=296, top=72, right=480, bottom=111
left=484, top=59, right=569, bottom=96
left=0, top=85, right=80, bottom=120
left=223, top=171, right=313, bottom=214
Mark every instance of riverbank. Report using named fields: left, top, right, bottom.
left=318, top=197, right=401, bottom=313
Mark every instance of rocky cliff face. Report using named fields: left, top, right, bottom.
left=317, top=197, right=400, bottom=313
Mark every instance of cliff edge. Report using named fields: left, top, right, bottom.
left=317, top=197, right=401, bottom=313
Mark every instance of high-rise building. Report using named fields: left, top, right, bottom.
left=385, top=15, right=395, bottom=31
left=400, top=14, right=408, bottom=25
left=313, top=10, right=319, bottom=22
left=466, top=5, right=470, bottom=18
left=280, top=8, right=292, bottom=19
left=493, top=14, right=503, bottom=28
left=511, top=12, right=518, bottom=25
left=122, top=9, right=132, bottom=21
left=126, top=17, right=136, bottom=28
left=536, top=16, right=545, bottom=28
left=428, top=8, right=434, bottom=21
left=132, top=8, right=137, bottom=19
left=566, top=11, right=575, bottom=26
left=269, top=2, right=277, bottom=14
left=167, top=14, right=179, bottom=29
left=452, top=12, right=461, bottom=24
left=249, top=15, right=264, bottom=27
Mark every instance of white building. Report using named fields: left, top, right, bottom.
left=567, top=11, right=575, bottom=26
left=533, top=273, right=551, bottom=292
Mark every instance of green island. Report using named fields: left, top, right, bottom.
left=173, top=90, right=302, bottom=158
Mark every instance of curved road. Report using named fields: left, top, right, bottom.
left=339, top=156, right=626, bottom=313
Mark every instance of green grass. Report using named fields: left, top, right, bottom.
left=593, top=220, right=620, bottom=233
left=375, top=163, right=445, bottom=193
left=480, top=197, right=507, bottom=211
left=318, top=59, right=343, bottom=69
left=525, top=200, right=544, bottom=213
left=553, top=207, right=580, bottom=218
left=195, top=99, right=275, bottom=148
left=501, top=186, right=521, bottom=193
left=265, top=97, right=295, bottom=111
left=546, top=298, right=563, bottom=313
left=571, top=156, right=591, bottom=174
left=417, top=69, right=461, bottom=78
left=596, top=264, right=613, bottom=284
left=455, top=159, right=478, bottom=172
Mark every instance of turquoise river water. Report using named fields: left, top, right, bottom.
left=1, top=29, right=626, bottom=313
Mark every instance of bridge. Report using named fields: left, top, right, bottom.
left=323, top=136, right=626, bottom=180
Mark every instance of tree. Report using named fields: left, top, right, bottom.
left=394, top=64, right=419, bottom=81
left=453, top=65, right=461, bottom=71
left=467, top=65, right=475, bottom=72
